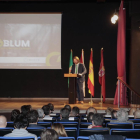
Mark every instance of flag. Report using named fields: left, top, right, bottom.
left=98, top=48, right=105, bottom=102
left=80, top=49, right=85, bottom=97
left=88, top=48, right=94, bottom=97
left=68, top=49, right=73, bottom=87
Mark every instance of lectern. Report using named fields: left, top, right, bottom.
left=64, top=73, right=77, bottom=104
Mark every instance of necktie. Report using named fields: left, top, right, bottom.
left=75, top=64, right=78, bottom=74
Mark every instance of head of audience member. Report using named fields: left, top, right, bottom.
left=73, top=56, right=80, bottom=64
left=60, top=108, right=70, bottom=120
left=129, top=107, right=137, bottom=115
left=21, top=105, right=31, bottom=116
left=11, top=109, right=20, bottom=121
left=14, top=114, right=29, bottom=129
left=37, top=109, right=45, bottom=119
left=0, top=115, right=7, bottom=128
left=111, top=110, right=117, bottom=119
left=134, top=110, right=140, bottom=119
left=64, top=105, right=71, bottom=112
left=47, top=103, right=54, bottom=113
left=105, top=107, right=113, bottom=115
left=42, top=105, right=51, bottom=116
left=51, top=123, right=67, bottom=137
left=27, top=110, right=39, bottom=124
left=86, top=107, right=97, bottom=115
left=71, top=106, right=80, bottom=117
left=87, top=113, right=104, bottom=128
left=117, top=109, right=128, bottom=122
left=40, top=129, right=58, bottom=140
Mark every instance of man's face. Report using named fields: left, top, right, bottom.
left=73, top=59, right=78, bottom=64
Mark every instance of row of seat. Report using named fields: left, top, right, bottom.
left=1, top=127, right=140, bottom=139
left=6, top=121, right=140, bottom=129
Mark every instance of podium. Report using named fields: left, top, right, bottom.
left=64, top=73, right=77, bottom=104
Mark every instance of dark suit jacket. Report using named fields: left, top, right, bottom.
left=71, top=63, right=87, bottom=83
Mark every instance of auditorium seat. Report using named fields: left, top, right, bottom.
left=59, top=137, right=75, bottom=140
left=57, top=117, right=79, bottom=122
left=106, top=122, right=133, bottom=129
left=110, top=129, right=140, bottom=138
left=54, top=122, right=78, bottom=128
left=64, top=128, right=77, bottom=139
left=27, top=127, right=46, bottom=137
left=129, top=119, right=140, bottom=123
left=37, top=122, right=52, bottom=128
left=77, top=137, right=89, bottom=140
left=80, top=117, right=87, bottom=122
left=0, top=128, right=14, bottom=136
left=50, top=113, right=60, bottom=118
left=6, top=122, right=14, bottom=128
left=80, top=122, right=92, bottom=128
left=133, top=123, right=140, bottom=129
left=79, top=128, right=110, bottom=136
left=0, top=137, right=35, bottom=140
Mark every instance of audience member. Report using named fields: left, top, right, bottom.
left=134, top=110, right=140, bottom=119
left=70, top=106, right=80, bottom=117
left=111, top=110, right=117, bottom=119
left=51, top=123, right=67, bottom=137
left=37, top=109, right=45, bottom=120
left=11, top=109, right=20, bottom=121
left=27, top=110, right=45, bottom=128
left=21, top=105, right=31, bottom=116
left=87, top=113, right=104, bottom=129
left=47, top=103, right=54, bottom=113
left=42, top=105, right=53, bottom=120
left=110, top=109, right=132, bottom=123
left=105, top=107, right=113, bottom=115
left=0, top=115, right=7, bottom=128
left=64, top=105, right=71, bottom=112
left=86, top=107, right=97, bottom=115
left=4, top=114, right=37, bottom=140
left=59, top=108, right=70, bottom=122
left=40, top=129, right=58, bottom=140
left=129, top=107, right=137, bottom=115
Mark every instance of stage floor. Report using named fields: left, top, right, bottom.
left=0, top=98, right=129, bottom=112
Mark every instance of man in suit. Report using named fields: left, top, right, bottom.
left=71, top=56, right=87, bottom=104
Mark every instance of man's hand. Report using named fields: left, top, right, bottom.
left=78, top=73, right=82, bottom=77
left=88, top=125, right=93, bottom=129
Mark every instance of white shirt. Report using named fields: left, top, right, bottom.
left=75, top=63, right=79, bottom=74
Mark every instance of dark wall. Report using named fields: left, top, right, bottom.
left=0, top=1, right=120, bottom=98
left=129, top=1, right=140, bottom=94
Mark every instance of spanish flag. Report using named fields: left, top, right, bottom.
left=88, top=48, right=94, bottom=97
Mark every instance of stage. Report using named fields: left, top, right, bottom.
left=0, top=98, right=129, bottom=113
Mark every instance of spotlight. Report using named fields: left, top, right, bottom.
left=111, top=10, right=118, bottom=24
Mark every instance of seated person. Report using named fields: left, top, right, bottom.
left=40, top=129, right=58, bottom=140
left=87, top=113, right=104, bottom=129
left=47, top=103, right=54, bottom=113
left=37, top=109, right=45, bottom=121
left=129, top=107, right=137, bottom=116
left=105, top=107, right=113, bottom=115
left=42, top=105, right=53, bottom=120
left=21, top=105, right=31, bottom=116
left=64, top=105, right=71, bottom=112
left=51, top=123, right=67, bottom=137
left=27, top=110, right=45, bottom=128
left=59, top=108, right=70, bottom=122
left=110, top=109, right=132, bottom=123
left=134, top=110, right=140, bottom=119
left=11, top=109, right=20, bottom=121
left=0, top=115, right=7, bottom=128
left=111, top=110, right=117, bottom=119
left=70, top=106, right=80, bottom=117
left=4, top=114, right=37, bottom=140
left=86, top=107, right=97, bottom=116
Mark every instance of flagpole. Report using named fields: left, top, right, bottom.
left=99, top=48, right=103, bottom=105
left=89, top=48, right=93, bottom=105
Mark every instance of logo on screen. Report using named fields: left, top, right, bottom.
left=0, top=39, right=30, bottom=47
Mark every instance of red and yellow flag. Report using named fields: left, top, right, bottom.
left=88, top=48, right=94, bottom=97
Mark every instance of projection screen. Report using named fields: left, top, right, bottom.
left=0, top=13, right=61, bottom=69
